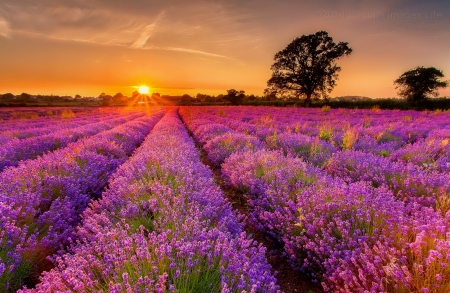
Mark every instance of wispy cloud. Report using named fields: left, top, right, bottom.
left=197, top=57, right=225, bottom=64
left=163, top=47, right=231, bottom=59
left=0, top=17, right=10, bottom=37
left=130, top=11, right=165, bottom=48
left=0, top=1, right=261, bottom=61
left=12, top=27, right=233, bottom=60
left=140, top=44, right=234, bottom=59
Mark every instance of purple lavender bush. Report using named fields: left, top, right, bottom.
left=21, top=110, right=280, bottom=293
left=0, top=110, right=165, bottom=292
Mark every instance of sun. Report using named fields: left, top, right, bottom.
left=138, top=85, right=150, bottom=95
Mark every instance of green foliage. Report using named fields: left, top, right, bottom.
left=128, top=214, right=155, bottom=233
left=294, top=145, right=311, bottom=155
left=377, top=130, right=401, bottom=143
left=0, top=260, right=34, bottom=293
left=171, top=257, right=221, bottom=293
left=319, top=126, right=333, bottom=141
left=0, top=239, right=35, bottom=293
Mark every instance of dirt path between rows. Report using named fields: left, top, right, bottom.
left=198, top=150, right=323, bottom=293
left=179, top=116, right=323, bottom=292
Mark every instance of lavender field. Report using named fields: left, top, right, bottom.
left=1, top=106, right=450, bottom=293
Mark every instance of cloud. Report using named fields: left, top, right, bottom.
left=138, top=44, right=233, bottom=59
left=0, top=17, right=11, bottom=37
left=0, top=1, right=262, bottom=61
left=163, top=47, right=231, bottom=59
left=4, top=2, right=259, bottom=42
left=130, top=11, right=165, bottom=48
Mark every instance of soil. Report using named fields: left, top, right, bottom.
left=194, top=141, right=323, bottom=293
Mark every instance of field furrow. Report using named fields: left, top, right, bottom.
left=184, top=108, right=450, bottom=210
left=0, top=110, right=122, bottom=145
left=180, top=106, right=450, bottom=293
left=0, top=109, right=165, bottom=291
left=21, top=109, right=280, bottom=293
left=0, top=105, right=448, bottom=293
left=0, top=111, right=146, bottom=171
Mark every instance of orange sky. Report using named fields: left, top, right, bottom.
left=1, top=0, right=449, bottom=98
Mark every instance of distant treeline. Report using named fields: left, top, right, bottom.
left=177, top=92, right=450, bottom=111
left=1, top=92, right=449, bottom=111
left=237, top=97, right=450, bottom=111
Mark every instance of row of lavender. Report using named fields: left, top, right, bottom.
left=180, top=107, right=450, bottom=293
left=205, top=106, right=450, bottom=172
left=212, top=106, right=449, bottom=141
left=0, top=109, right=165, bottom=292
left=0, top=108, right=87, bottom=124
left=0, top=110, right=146, bottom=171
left=22, top=110, right=280, bottom=293
left=194, top=108, right=450, bottom=211
left=0, top=109, right=120, bottom=144
left=0, top=108, right=107, bottom=141
left=0, top=107, right=95, bottom=121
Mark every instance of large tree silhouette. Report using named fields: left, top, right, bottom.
left=266, top=31, right=352, bottom=107
left=394, top=66, right=448, bottom=103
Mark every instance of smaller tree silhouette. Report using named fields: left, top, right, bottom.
left=224, top=89, right=245, bottom=105
left=394, top=66, right=448, bottom=102
left=181, top=94, right=192, bottom=104
left=1, top=93, right=15, bottom=100
left=131, top=91, right=140, bottom=99
left=113, top=92, right=124, bottom=99
left=99, top=92, right=112, bottom=106
left=18, top=93, right=32, bottom=102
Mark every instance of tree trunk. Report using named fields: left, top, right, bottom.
left=305, top=94, right=311, bottom=108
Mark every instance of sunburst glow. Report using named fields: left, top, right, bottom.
left=138, top=85, right=150, bottom=95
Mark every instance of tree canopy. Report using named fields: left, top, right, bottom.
left=394, top=66, right=448, bottom=102
left=224, top=89, right=245, bottom=105
left=265, top=31, right=352, bottom=107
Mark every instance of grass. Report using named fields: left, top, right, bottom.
left=342, top=128, right=358, bottom=150
left=61, top=109, right=75, bottom=119
left=319, top=127, right=333, bottom=141
left=321, top=105, right=331, bottom=112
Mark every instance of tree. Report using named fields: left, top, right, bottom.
left=267, top=93, right=278, bottom=101
left=266, top=31, right=352, bottom=107
left=394, top=66, right=448, bottom=102
left=224, top=89, right=245, bottom=105
left=113, top=92, right=124, bottom=99
left=181, top=94, right=192, bottom=104
left=204, top=95, right=215, bottom=103
left=215, top=94, right=224, bottom=102
left=111, top=92, right=127, bottom=105
left=19, top=92, right=32, bottom=102
left=131, top=91, right=140, bottom=99
left=0, top=93, right=15, bottom=101
left=246, top=94, right=257, bottom=101
left=99, top=92, right=112, bottom=106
